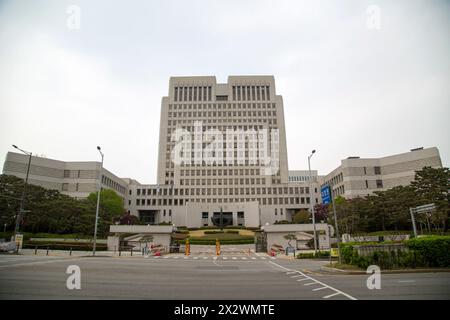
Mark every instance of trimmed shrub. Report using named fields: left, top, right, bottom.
left=203, top=230, right=222, bottom=234
left=24, top=241, right=107, bottom=251
left=225, top=230, right=239, bottom=234
left=178, top=238, right=254, bottom=245
left=406, top=236, right=450, bottom=268
left=297, top=251, right=330, bottom=259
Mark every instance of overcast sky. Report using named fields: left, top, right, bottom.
left=0, top=0, right=449, bottom=183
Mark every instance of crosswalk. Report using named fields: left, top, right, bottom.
left=150, top=255, right=277, bottom=260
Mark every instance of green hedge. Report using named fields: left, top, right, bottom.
left=340, top=236, right=450, bottom=269
left=178, top=238, right=254, bottom=245
left=406, top=236, right=450, bottom=268
left=225, top=230, right=239, bottom=234
left=297, top=251, right=330, bottom=259
left=203, top=230, right=222, bottom=234
left=24, top=241, right=107, bottom=251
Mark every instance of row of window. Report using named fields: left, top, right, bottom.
left=168, top=102, right=276, bottom=111
left=232, top=85, right=271, bottom=101
left=180, top=168, right=262, bottom=176
left=135, top=186, right=309, bottom=197
left=168, top=110, right=277, bottom=119
left=174, top=86, right=212, bottom=102
left=101, top=175, right=126, bottom=195
left=289, top=176, right=313, bottom=182
left=134, top=196, right=311, bottom=206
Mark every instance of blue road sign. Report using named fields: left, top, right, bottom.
left=321, top=185, right=331, bottom=205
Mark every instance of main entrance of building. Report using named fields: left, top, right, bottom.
left=211, top=212, right=233, bottom=227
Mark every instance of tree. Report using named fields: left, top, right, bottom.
left=410, top=167, right=450, bottom=232
left=293, top=210, right=310, bottom=224
left=87, top=189, right=125, bottom=236
left=113, top=211, right=141, bottom=225
left=313, top=203, right=329, bottom=222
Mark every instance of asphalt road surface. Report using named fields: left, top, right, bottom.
left=0, top=251, right=449, bottom=300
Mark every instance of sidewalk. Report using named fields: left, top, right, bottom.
left=321, top=265, right=450, bottom=275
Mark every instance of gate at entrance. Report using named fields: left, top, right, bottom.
left=255, top=231, right=267, bottom=252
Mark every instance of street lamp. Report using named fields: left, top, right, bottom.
left=93, top=146, right=104, bottom=256
left=12, top=145, right=32, bottom=242
left=308, top=149, right=318, bottom=254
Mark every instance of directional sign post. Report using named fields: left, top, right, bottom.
left=409, top=203, right=436, bottom=237
left=322, top=185, right=341, bottom=264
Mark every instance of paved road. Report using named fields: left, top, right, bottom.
left=0, top=252, right=449, bottom=300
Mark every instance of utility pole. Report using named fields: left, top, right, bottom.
left=308, top=149, right=317, bottom=254
left=12, top=145, right=32, bottom=244
left=93, top=146, right=104, bottom=256
left=330, top=187, right=341, bottom=264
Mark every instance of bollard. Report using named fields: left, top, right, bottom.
left=70, top=248, right=72, bottom=256
left=185, top=239, right=190, bottom=256
left=46, top=247, right=49, bottom=256
left=114, top=245, right=116, bottom=254
left=35, top=246, right=37, bottom=255
left=216, top=238, right=220, bottom=256
left=119, top=247, right=121, bottom=256
left=131, top=248, right=133, bottom=256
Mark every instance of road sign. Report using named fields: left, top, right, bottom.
left=330, top=248, right=339, bottom=257
left=14, top=234, right=23, bottom=251
left=321, top=185, right=331, bottom=205
left=413, top=203, right=436, bottom=214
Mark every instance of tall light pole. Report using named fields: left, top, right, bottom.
left=308, top=149, right=318, bottom=254
left=12, top=145, right=32, bottom=242
left=93, top=146, right=104, bottom=256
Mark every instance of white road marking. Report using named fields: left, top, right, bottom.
left=268, top=260, right=357, bottom=300
left=287, top=271, right=296, bottom=275
left=323, top=292, right=340, bottom=299
left=203, top=257, right=208, bottom=260
left=270, top=257, right=276, bottom=260
left=251, top=257, right=256, bottom=260
left=297, top=278, right=309, bottom=282
left=304, top=282, right=318, bottom=286
left=260, top=257, right=266, bottom=260
left=173, top=256, right=179, bottom=259
left=241, top=257, right=247, bottom=260
left=398, top=280, right=416, bottom=283
left=291, top=275, right=302, bottom=278
left=222, top=257, right=228, bottom=260
left=193, top=257, right=199, bottom=260
left=163, top=256, right=169, bottom=259
left=183, top=256, right=189, bottom=259
left=313, top=287, right=328, bottom=291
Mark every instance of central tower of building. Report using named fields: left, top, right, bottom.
left=127, top=76, right=315, bottom=227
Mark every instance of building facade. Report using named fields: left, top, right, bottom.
left=126, top=76, right=315, bottom=227
left=321, top=147, right=442, bottom=199
left=3, top=152, right=128, bottom=200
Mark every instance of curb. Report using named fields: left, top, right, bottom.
left=320, top=266, right=450, bottom=275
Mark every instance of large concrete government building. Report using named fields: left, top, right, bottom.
left=2, top=76, right=444, bottom=228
